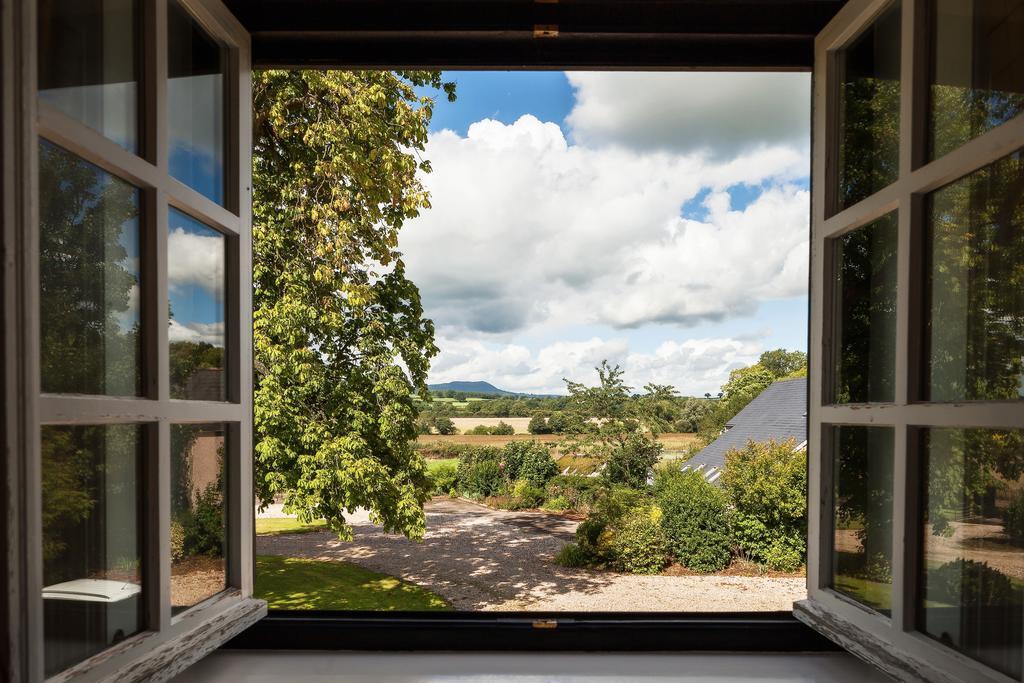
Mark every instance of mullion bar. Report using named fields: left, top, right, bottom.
left=821, top=403, right=1024, bottom=429
left=38, top=396, right=245, bottom=423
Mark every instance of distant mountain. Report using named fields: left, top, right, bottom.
left=428, top=381, right=514, bottom=395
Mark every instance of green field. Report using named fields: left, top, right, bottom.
left=255, top=555, right=451, bottom=610
left=255, top=517, right=328, bottom=535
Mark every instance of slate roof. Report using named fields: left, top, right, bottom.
left=683, top=377, right=807, bottom=484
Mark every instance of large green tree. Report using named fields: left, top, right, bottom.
left=252, top=71, right=455, bottom=540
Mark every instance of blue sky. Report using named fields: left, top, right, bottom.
left=167, top=208, right=226, bottom=347
left=402, top=71, right=811, bottom=396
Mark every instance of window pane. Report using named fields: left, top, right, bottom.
left=832, top=212, right=897, bottom=403
left=39, top=140, right=142, bottom=396
left=38, top=0, right=139, bottom=153
left=168, top=209, right=226, bottom=400
left=171, top=423, right=227, bottom=614
left=831, top=425, right=894, bottom=616
left=929, top=0, right=1024, bottom=162
left=835, top=1, right=901, bottom=212
left=925, top=151, right=1024, bottom=402
left=919, top=428, right=1024, bottom=679
left=168, top=0, right=226, bottom=205
left=42, top=424, right=143, bottom=677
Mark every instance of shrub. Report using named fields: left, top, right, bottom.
left=528, top=414, right=552, bottom=434
left=461, top=460, right=504, bottom=497
left=182, top=481, right=225, bottom=557
left=721, top=439, right=807, bottom=571
left=602, top=432, right=662, bottom=489
left=545, top=474, right=601, bottom=511
left=927, top=559, right=1018, bottom=607
left=432, top=416, right=457, bottom=435
left=611, top=506, right=669, bottom=574
left=428, top=462, right=459, bottom=494
left=506, top=441, right=559, bottom=487
left=555, top=542, right=592, bottom=568
left=170, top=519, right=186, bottom=563
left=655, top=469, right=731, bottom=573
left=466, top=425, right=492, bottom=435
left=542, top=495, right=572, bottom=512
left=492, top=421, right=515, bottom=436
left=511, top=479, right=545, bottom=508
left=1004, top=489, right=1024, bottom=545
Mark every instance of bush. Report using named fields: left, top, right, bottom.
left=554, top=542, right=592, bottom=568
left=528, top=414, right=552, bottom=434
left=927, top=559, right=1018, bottom=607
left=170, top=519, right=186, bottom=563
left=511, top=479, right=545, bottom=508
left=542, top=495, right=572, bottom=512
left=602, top=432, right=662, bottom=489
left=545, top=475, right=601, bottom=511
left=1004, top=489, right=1024, bottom=545
left=611, top=506, right=669, bottom=574
left=182, top=481, right=225, bottom=557
left=721, top=439, right=807, bottom=571
left=492, top=421, right=515, bottom=436
left=466, top=425, right=492, bottom=435
left=460, top=460, right=504, bottom=497
left=505, top=441, right=559, bottom=487
left=429, top=462, right=459, bottom=494
left=655, top=469, right=731, bottom=573
left=432, top=416, right=457, bottom=435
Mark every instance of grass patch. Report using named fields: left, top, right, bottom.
left=833, top=574, right=892, bottom=612
left=426, top=458, right=459, bottom=473
left=255, top=555, right=451, bottom=611
left=255, top=517, right=328, bottom=536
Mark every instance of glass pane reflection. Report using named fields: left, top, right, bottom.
left=39, top=140, right=142, bottom=396
left=168, top=209, right=226, bottom=401
left=171, top=423, right=227, bottom=614
left=831, top=426, right=894, bottom=616
left=833, top=212, right=897, bottom=403
left=925, top=151, right=1024, bottom=402
left=929, top=0, right=1024, bottom=161
left=835, top=1, right=901, bottom=212
left=42, top=424, right=143, bottom=677
left=920, top=428, right=1024, bottom=679
left=168, top=0, right=226, bottom=205
left=38, top=0, right=139, bottom=152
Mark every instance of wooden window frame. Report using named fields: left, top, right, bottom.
left=796, top=0, right=1024, bottom=681
left=3, top=1, right=264, bottom=681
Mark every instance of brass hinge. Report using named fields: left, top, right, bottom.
left=532, top=618, right=558, bottom=629
left=533, top=24, right=559, bottom=39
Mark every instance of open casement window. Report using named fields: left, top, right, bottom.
left=3, top=0, right=263, bottom=680
left=797, top=0, right=1024, bottom=681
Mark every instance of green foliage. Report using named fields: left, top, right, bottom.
left=602, top=432, right=662, bottom=489
left=170, top=520, right=186, bottom=563
left=491, top=421, right=515, bottom=436
left=926, top=559, right=1018, bottom=608
left=181, top=480, right=225, bottom=557
left=503, top=441, right=559, bottom=487
left=169, top=341, right=224, bottom=399
left=432, top=416, right=457, bottom=435
left=460, top=460, right=504, bottom=497
left=611, top=507, right=669, bottom=574
left=554, top=543, right=591, bottom=568
left=655, top=469, right=732, bottom=573
left=722, top=439, right=807, bottom=571
left=542, top=495, right=572, bottom=512
left=428, top=462, right=459, bottom=495
left=511, top=480, right=546, bottom=508
left=253, top=70, right=455, bottom=540
left=545, top=475, right=601, bottom=511
left=528, top=414, right=553, bottom=434
left=757, top=349, right=807, bottom=379
left=1005, top=490, right=1024, bottom=545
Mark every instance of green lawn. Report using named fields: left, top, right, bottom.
left=255, top=555, right=451, bottom=610
left=833, top=574, right=892, bottom=612
left=255, top=517, right=328, bottom=535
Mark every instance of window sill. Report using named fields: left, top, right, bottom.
left=228, top=610, right=837, bottom=652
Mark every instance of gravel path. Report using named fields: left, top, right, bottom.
left=257, top=498, right=806, bottom=611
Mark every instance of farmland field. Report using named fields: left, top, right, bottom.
left=416, top=431, right=699, bottom=456
left=449, top=416, right=533, bottom=433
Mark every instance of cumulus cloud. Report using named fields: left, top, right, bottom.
left=565, top=72, right=810, bottom=157
left=167, top=227, right=224, bottom=295
left=402, top=114, right=808, bottom=338
left=429, top=335, right=761, bottom=396
left=168, top=319, right=224, bottom=346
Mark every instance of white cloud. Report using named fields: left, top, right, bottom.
left=168, top=319, right=224, bottom=346
left=402, top=115, right=808, bottom=338
left=167, top=227, right=224, bottom=295
left=429, top=335, right=761, bottom=396
left=565, top=72, right=810, bottom=157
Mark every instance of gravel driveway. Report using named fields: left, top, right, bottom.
left=257, top=497, right=806, bottom=611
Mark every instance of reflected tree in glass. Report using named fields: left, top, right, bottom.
left=833, top=212, right=897, bottom=403
left=920, top=428, right=1024, bottom=679
left=39, top=140, right=142, bottom=396
left=926, top=151, right=1024, bottom=401
left=831, top=426, right=894, bottom=615
left=929, top=0, right=1024, bottom=161
left=836, top=1, right=901, bottom=211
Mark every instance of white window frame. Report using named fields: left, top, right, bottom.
left=796, top=0, right=1024, bottom=681
left=3, top=1, right=264, bottom=681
